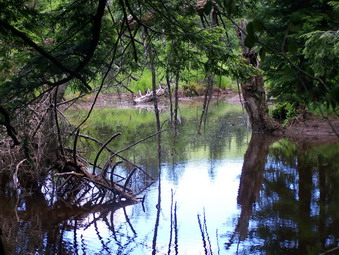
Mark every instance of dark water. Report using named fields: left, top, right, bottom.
left=1, top=100, right=339, bottom=255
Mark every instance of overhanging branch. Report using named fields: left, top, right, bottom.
left=0, top=20, right=91, bottom=91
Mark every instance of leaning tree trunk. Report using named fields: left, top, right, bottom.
left=236, top=20, right=277, bottom=133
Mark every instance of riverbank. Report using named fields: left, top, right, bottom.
left=67, top=89, right=339, bottom=140
left=276, top=115, right=339, bottom=143
left=67, top=88, right=236, bottom=109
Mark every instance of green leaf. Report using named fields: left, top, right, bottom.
left=244, top=35, right=256, bottom=48
left=225, top=0, right=236, bottom=15
left=246, top=21, right=255, bottom=38
left=330, top=85, right=339, bottom=104
left=204, top=1, right=213, bottom=15
left=244, top=22, right=256, bottom=48
left=287, top=40, right=298, bottom=53
left=252, top=19, right=265, bottom=32
left=259, top=47, right=266, bottom=61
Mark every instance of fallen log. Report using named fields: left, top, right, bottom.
left=133, top=85, right=166, bottom=104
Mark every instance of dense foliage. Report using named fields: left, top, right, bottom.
left=0, top=0, right=338, bottom=141
left=0, top=0, right=253, bottom=108
left=243, top=0, right=339, bottom=115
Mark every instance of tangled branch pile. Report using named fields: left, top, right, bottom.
left=0, top=89, right=152, bottom=204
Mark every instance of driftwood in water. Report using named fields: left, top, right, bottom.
left=133, top=85, right=166, bottom=104
left=54, top=159, right=137, bottom=202
left=53, top=130, right=158, bottom=203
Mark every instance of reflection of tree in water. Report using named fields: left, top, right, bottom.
left=205, top=113, right=247, bottom=159
left=226, top=134, right=276, bottom=249
left=70, top=103, right=248, bottom=184
left=0, top=188, right=141, bottom=254
left=228, top=137, right=339, bottom=254
left=195, top=105, right=249, bottom=179
left=0, top=172, right=147, bottom=254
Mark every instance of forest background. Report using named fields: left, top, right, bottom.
left=0, top=0, right=338, bottom=193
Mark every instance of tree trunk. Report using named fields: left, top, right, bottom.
left=166, top=72, right=174, bottom=126
left=174, top=69, right=180, bottom=131
left=236, top=20, right=277, bottom=133
left=149, top=42, right=161, bottom=132
left=241, top=71, right=274, bottom=132
left=198, top=74, right=213, bottom=134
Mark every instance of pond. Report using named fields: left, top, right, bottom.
left=0, top=99, right=339, bottom=255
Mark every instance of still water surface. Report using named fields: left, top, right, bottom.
left=0, top=100, right=339, bottom=255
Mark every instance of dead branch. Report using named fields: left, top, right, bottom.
left=122, top=168, right=137, bottom=194
left=13, top=159, right=27, bottom=189
left=75, top=132, right=154, bottom=180
left=54, top=172, right=85, bottom=177
left=115, top=126, right=167, bottom=155
left=73, top=129, right=80, bottom=168
left=92, top=132, right=122, bottom=174
left=54, top=159, right=136, bottom=202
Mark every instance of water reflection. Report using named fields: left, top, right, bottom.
left=0, top=186, right=136, bottom=254
left=231, top=137, right=339, bottom=255
left=0, top=101, right=339, bottom=254
left=226, top=134, right=278, bottom=248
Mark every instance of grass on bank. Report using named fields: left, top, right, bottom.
left=64, top=68, right=238, bottom=99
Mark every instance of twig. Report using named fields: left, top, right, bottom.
left=122, top=168, right=137, bottom=194
left=31, top=103, right=52, bottom=138
left=57, top=175, right=72, bottom=192
left=197, top=213, right=208, bottom=255
left=174, top=202, right=178, bottom=254
left=122, top=206, right=137, bottom=235
left=203, top=208, right=213, bottom=255
left=92, top=132, right=122, bottom=174
left=115, top=126, right=167, bottom=155
left=54, top=172, right=85, bottom=177
left=71, top=11, right=127, bottom=135
left=320, top=246, right=339, bottom=255
left=73, top=129, right=80, bottom=168
left=13, top=159, right=27, bottom=189
left=74, top=132, right=154, bottom=180
left=54, top=86, right=65, bottom=158
left=168, top=189, right=174, bottom=255
left=110, top=161, right=123, bottom=197
left=82, top=176, right=136, bottom=201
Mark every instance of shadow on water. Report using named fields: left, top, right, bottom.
left=1, top=101, right=339, bottom=254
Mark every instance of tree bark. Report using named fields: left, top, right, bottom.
left=236, top=20, right=278, bottom=133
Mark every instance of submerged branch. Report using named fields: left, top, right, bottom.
left=92, top=133, right=122, bottom=174
left=75, top=132, right=155, bottom=180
